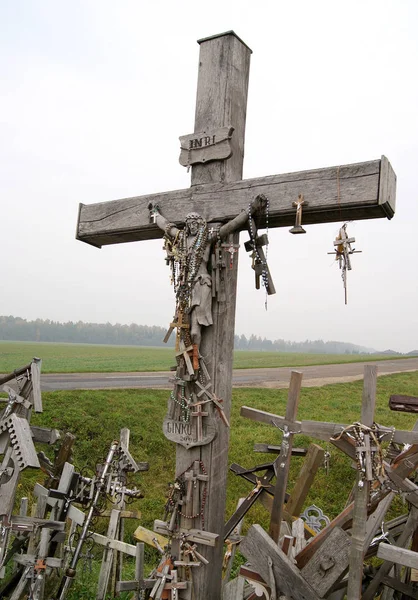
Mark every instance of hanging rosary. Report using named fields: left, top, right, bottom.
left=247, top=195, right=271, bottom=309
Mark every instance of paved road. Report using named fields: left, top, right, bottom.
left=39, top=358, right=418, bottom=391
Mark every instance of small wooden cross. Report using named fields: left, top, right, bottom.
left=183, top=461, right=209, bottom=523
left=164, top=311, right=190, bottom=349
left=191, top=403, right=208, bottom=443
left=175, top=340, right=194, bottom=377
left=195, top=379, right=212, bottom=399
left=194, top=381, right=230, bottom=427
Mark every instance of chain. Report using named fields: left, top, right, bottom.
left=165, top=222, right=209, bottom=322
left=169, top=383, right=191, bottom=423
left=175, top=460, right=208, bottom=529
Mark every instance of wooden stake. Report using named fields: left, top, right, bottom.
left=346, top=365, right=377, bottom=600
left=269, top=371, right=303, bottom=542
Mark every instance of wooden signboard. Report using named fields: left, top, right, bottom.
left=179, top=126, right=234, bottom=166
left=163, top=417, right=216, bottom=449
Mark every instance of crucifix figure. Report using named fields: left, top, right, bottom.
left=76, top=31, right=396, bottom=599
left=289, top=193, right=308, bottom=234
left=149, top=194, right=266, bottom=353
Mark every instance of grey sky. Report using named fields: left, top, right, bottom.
left=1, top=0, right=417, bottom=353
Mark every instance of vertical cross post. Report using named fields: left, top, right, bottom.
left=346, top=364, right=378, bottom=599
left=269, top=370, right=303, bottom=542
left=173, top=32, right=252, bottom=599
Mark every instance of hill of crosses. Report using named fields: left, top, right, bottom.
left=2, top=31, right=414, bottom=600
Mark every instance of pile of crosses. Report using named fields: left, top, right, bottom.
left=219, top=366, right=418, bottom=600
left=0, top=359, right=151, bottom=599
left=2, top=361, right=418, bottom=599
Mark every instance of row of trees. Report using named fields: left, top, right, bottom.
left=0, top=315, right=374, bottom=354
left=0, top=316, right=171, bottom=347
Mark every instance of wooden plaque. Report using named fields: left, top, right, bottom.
left=179, top=126, right=234, bottom=166
left=163, top=417, right=216, bottom=449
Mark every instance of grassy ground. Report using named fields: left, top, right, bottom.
left=0, top=340, right=403, bottom=373
left=11, top=371, right=418, bottom=597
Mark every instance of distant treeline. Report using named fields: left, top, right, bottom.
left=0, top=315, right=376, bottom=354
left=0, top=316, right=171, bottom=347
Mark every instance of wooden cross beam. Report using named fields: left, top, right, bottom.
left=77, top=156, right=396, bottom=247
left=74, top=31, right=396, bottom=600
left=240, top=406, right=418, bottom=452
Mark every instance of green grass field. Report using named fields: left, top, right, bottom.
left=11, top=371, right=418, bottom=597
left=0, top=340, right=403, bottom=373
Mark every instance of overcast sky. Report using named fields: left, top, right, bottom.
left=1, top=1, right=417, bottom=353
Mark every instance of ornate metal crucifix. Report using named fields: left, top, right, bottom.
left=76, top=31, right=396, bottom=599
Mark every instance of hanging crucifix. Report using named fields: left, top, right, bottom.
left=289, top=193, right=308, bottom=234
left=328, top=222, right=362, bottom=304
left=76, top=31, right=396, bottom=599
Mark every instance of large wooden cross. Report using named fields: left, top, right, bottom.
left=76, top=31, right=396, bottom=599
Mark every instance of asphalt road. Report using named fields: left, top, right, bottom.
left=39, top=358, right=418, bottom=391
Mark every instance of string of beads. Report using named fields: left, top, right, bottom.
left=165, top=460, right=208, bottom=530
left=170, top=377, right=191, bottom=423
left=247, top=196, right=270, bottom=309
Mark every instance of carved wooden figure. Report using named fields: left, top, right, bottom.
left=76, top=31, right=396, bottom=599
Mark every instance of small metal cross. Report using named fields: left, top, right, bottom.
left=289, top=194, right=308, bottom=234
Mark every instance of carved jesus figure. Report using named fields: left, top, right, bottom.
left=149, top=194, right=266, bottom=359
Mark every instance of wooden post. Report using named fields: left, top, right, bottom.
left=173, top=32, right=251, bottom=599
left=269, top=371, right=303, bottom=542
left=346, top=364, right=378, bottom=600
left=363, top=506, right=418, bottom=599
left=285, top=443, right=325, bottom=518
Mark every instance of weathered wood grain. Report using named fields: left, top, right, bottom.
left=30, top=358, right=42, bottom=413
left=91, top=530, right=137, bottom=558
left=253, top=444, right=307, bottom=456
left=381, top=575, right=418, bottom=599
left=285, top=444, right=325, bottom=517
left=377, top=543, right=418, bottom=569
left=133, top=525, right=168, bottom=550
left=389, top=394, right=418, bottom=413
left=172, top=32, right=252, bottom=600
left=77, top=158, right=395, bottom=247
left=222, top=575, right=245, bottom=600
left=30, top=425, right=60, bottom=445
left=96, top=509, right=121, bottom=599
left=347, top=365, right=377, bottom=600
left=269, top=371, right=302, bottom=541
left=363, top=507, right=418, bottom=599
left=301, top=527, right=351, bottom=598
left=240, top=524, right=321, bottom=600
